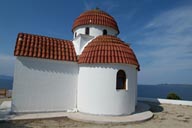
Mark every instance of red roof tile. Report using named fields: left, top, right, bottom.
left=72, top=9, right=119, bottom=34
left=14, top=33, right=77, bottom=62
left=78, top=35, right=140, bottom=70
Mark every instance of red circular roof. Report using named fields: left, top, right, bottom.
left=78, top=35, right=140, bottom=70
left=72, top=9, right=119, bottom=34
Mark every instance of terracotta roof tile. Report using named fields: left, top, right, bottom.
left=78, top=35, right=140, bottom=70
left=14, top=33, right=77, bottom=62
left=72, top=9, right=119, bottom=34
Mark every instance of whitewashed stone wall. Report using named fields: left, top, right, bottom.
left=77, top=64, right=138, bottom=115
left=12, top=57, right=78, bottom=113
left=73, top=25, right=118, bottom=38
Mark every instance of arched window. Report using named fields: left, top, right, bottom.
left=85, top=27, right=89, bottom=35
left=103, top=29, right=107, bottom=35
left=116, top=70, right=127, bottom=90
left=74, top=32, right=77, bottom=38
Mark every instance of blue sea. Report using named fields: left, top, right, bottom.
left=0, top=75, right=192, bottom=101
left=138, top=84, right=192, bottom=101
left=0, top=75, right=13, bottom=90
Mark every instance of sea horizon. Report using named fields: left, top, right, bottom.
left=1, top=75, right=192, bottom=101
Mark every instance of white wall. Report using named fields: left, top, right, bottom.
left=12, top=57, right=78, bottom=113
left=77, top=64, right=138, bottom=115
left=138, top=97, right=192, bottom=106
left=72, top=34, right=94, bottom=55
left=72, top=25, right=118, bottom=56
left=73, top=25, right=118, bottom=38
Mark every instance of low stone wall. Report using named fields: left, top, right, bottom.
left=138, top=97, right=192, bottom=106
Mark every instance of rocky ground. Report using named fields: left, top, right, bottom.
left=0, top=99, right=192, bottom=128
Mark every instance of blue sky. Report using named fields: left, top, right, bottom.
left=0, top=0, right=192, bottom=84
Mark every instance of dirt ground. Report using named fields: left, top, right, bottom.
left=0, top=99, right=192, bottom=128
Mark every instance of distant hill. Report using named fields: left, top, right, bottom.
left=0, top=75, right=13, bottom=89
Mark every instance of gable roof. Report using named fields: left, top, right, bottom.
left=14, top=33, right=77, bottom=62
left=78, top=35, right=140, bottom=70
left=72, top=9, right=119, bottom=34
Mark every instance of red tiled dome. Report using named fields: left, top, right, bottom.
left=72, top=9, right=119, bottom=34
left=78, top=35, right=140, bottom=70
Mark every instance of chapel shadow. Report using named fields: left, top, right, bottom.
left=145, top=101, right=164, bottom=113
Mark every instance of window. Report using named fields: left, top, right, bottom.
left=85, top=27, right=89, bottom=35
left=74, top=32, right=77, bottom=38
left=116, top=70, right=127, bottom=90
left=103, top=29, right=107, bottom=35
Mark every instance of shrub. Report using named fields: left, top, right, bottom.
left=166, top=92, right=181, bottom=100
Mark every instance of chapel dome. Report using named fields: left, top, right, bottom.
left=78, top=35, right=140, bottom=70
left=72, top=9, right=119, bottom=34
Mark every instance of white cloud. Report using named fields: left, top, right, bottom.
left=83, top=0, right=94, bottom=10
left=100, top=1, right=119, bottom=12
left=145, top=7, right=192, bottom=34
left=83, top=0, right=119, bottom=12
left=0, top=54, right=15, bottom=76
left=136, top=6, right=192, bottom=84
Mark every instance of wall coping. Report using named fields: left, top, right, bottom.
left=138, top=97, right=192, bottom=106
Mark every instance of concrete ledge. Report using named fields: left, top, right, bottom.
left=68, top=102, right=153, bottom=124
left=4, top=112, right=69, bottom=121
left=0, top=101, right=11, bottom=110
left=138, top=97, right=192, bottom=106
left=0, top=101, right=153, bottom=123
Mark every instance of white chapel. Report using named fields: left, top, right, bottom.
left=12, top=9, right=140, bottom=115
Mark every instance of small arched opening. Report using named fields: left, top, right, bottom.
left=103, top=29, right=107, bottom=35
left=116, top=70, right=127, bottom=90
left=85, top=27, right=89, bottom=35
left=74, top=32, right=77, bottom=38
